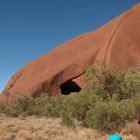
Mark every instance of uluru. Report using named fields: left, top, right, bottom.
left=2, top=3, right=140, bottom=98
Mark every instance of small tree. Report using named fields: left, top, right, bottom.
left=85, top=65, right=126, bottom=101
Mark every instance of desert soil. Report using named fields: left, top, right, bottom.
left=0, top=115, right=138, bottom=140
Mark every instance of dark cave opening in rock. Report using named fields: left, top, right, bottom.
left=60, top=80, right=81, bottom=95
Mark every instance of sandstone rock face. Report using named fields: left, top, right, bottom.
left=2, top=3, right=140, bottom=98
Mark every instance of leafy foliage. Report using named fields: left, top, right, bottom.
left=84, top=65, right=140, bottom=101
left=85, top=100, right=136, bottom=133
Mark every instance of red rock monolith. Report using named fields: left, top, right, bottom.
left=2, top=3, right=140, bottom=98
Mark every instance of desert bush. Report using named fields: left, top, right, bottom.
left=43, top=95, right=66, bottom=117
left=132, top=94, right=140, bottom=121
left=4, top=94, right=49, bottom=117
left=31, top=93, right=50, bottom=116
left=60, top=110, right=75, bottom=128
left=85, top=100, right=136, bottom=133
left=85, top=65, right=126, bottom=101
left=5, top=108, right=19, bottom=117
left=34, top=93, right=49, bottom=107
left=84, top=65, right=140, bottom=102
left=119, top=99, right=136, bottom=121
left=9, top=95, right=35, bottom=116
left=11, top=95, right=34, bottom=111
left=63, top=92, right=98, bottom=121
left=0, top=100, right=7, bottom=114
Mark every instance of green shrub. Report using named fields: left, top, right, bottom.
left=132, top=94, right=140, bottom=120
left=60, top=110, right=75, bottom=128
left=0, top=100, right=7, bottom=114
left=85, top=65, right=126, bottom=101
left=84, top=65, right=140, bottom=102
left=44, top=95, right=66, bottom=117
left=119, top=100, right=136, bottom=121
left=34, top=93, right=49, bottom=107
left=64, top=92, right=98, bottom=121
left=10, top=95, right=35, bottom=116
left=85, top=101, right=121, bottom=133
left=85, top=100, right=136, bottom=133
left=5, top=108, right=19, bottom=117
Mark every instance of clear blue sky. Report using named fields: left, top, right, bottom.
left=0, top=0, right=140, bottom=92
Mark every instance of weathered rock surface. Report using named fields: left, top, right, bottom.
left=2, top=3, right=140, bottom=98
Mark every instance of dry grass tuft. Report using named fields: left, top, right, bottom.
left=122, top=121, right=140, bottom=140
left=0, top=115, right=139, bottom=140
